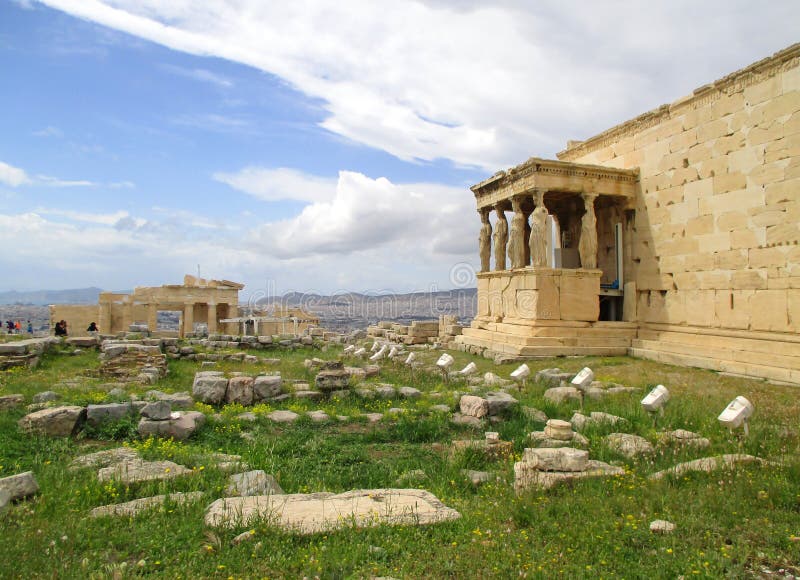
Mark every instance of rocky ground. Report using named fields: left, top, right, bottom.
left=0, top=338, right=798, bottom=578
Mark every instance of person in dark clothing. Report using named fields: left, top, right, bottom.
left=87, top=322, right=98, bottom=333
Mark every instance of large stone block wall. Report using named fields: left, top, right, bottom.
left=48, top=305, right=99, bottom=337
left=559, top=44, right=800, bottom=383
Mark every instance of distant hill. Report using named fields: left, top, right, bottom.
left=0, top=287, right=104, bottom=305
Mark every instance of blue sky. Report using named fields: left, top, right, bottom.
left=0, top=0, right=797, bottom=296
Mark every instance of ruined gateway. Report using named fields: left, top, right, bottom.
left=456, top=44, right=800, bottom=385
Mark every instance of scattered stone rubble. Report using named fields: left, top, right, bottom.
left=514, top=447, right=624, bottom=492
left=529, top=419, right=589, bottom=448
left=0, top=471, right=40, bottom=502
left=99, top=341, right=167, bottom=383
left=0, top=337, right=59, bottom=370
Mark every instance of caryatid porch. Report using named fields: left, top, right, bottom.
left=457, top=158, right=641, bottom=357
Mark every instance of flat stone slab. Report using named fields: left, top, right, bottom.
left=18, top=406, right=86, bottom=437
left=90, top=491, right=204, bottom=518
left=97, top=459, right=193, bottom=484
left=529, top=431, right=589, bottom=449
left=655, top=429, right=711, bottom=449
left=650, top=454, right=764, bottom=481
left=0, top=394, right=24, bottom=410
left=0, top=471, right=40, bottom=501
left=205, top=489, right=461, bottom=533
left=267, top=410, right=299, bottom=423
left=69, top=447, right=140, bottom=471
left=605, top=433, right=654, bottom=458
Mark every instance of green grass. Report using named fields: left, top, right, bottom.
left=0, top=345, right=798, bottom=578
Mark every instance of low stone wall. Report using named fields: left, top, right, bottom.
left=0, top=337, right=59, bottom=370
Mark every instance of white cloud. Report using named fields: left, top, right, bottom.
left=33, top=126, right=64, bottom=138
left=248, top=170, right=475, bottom=259
left=0, top=161, right=31, bottom=187
left=33, top=0, right=800, bottom=168
left=34, top=207, right=132, bottom=225
left=214, top=167, right=336, bottom=203
left=159, top=63, right=233, bottom=88
left=170, top=113, right=251, bottom=133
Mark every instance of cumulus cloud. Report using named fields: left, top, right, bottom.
left=34, top=0, right=800, bottom=168
left=214, top=167, right=336, bottom=203
left=0, top=161, right=31, bottom=187
left=248, top=170, right=475, bottom=259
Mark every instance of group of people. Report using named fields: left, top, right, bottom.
left=5, top=320, right=33, bottom=334
left=54, top=319, right=69, bottom=336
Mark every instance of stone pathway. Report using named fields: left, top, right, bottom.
left=90, top=491, right=204, bottom=518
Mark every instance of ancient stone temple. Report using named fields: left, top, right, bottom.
left=458, top=43, right=800, bottom=385
left=50, top=275, right=243, bottom=337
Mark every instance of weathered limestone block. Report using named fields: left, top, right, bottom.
left=18, top=406, right=86, bottom=437
left=0, top=394, right=25, bottom=410
left=86, top=403, right=135, bottom=427
left=459, top=395, right=489, bottom=418
left=650, top=520, right=676, bottom=534
left=97, top=459, right=193, bottom=484
left=514, top=460, right=624, bottom=492
left=137, top=411, right=206, bottom=441
left=145, top=390, right=193, bottom=409
left=226, top=376, right=255, bottom=406
left=192, top=373, right=229, bottom=405
left=315, top=367, right=351, bottom=393
left=655, top=429, right=711, bottom=449
left=0, top=471, right=40, bottom=501
left=373, top=384, right=397, bottom=399
left=398, top=386, right=421, bottom=399
left=649, top=454, right=763, bottom=481
left=140, top=401, right=171, bottom=421
left=544, top=419, right=574, bottom=441
left=521, top=406, right=548, bottom=423
left=522, top=448, right=589, bottom=472
left=485, top=391, right=518, bottom=415
left=204, top=489, right=461, bottom=533
left=267, top=410, right=299, bottom=423
left=253, top=375, right=283, bottom=401
left=225, top=470, right=284, bottom=497
left=69, top=447, right=139, bottom=471
left=90, top=491, right=204, bottom=518
left=570, top=412, right=626, bottom=431
left=605, top=433, right=654, bottom=458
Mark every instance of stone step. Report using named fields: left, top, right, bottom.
left=637, top=328, right=800, bottom=358
left=631, top=338, right=799, bottom=371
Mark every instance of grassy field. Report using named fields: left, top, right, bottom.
left=0, top=343, right=798, bottom=578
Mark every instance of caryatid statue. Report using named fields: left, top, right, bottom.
left=529, top=190, right=548, bottom=267
left=578, top=193, right=599, bottom=269
left=492, top=205, right=508, bottom=271
left=508, top=197, right=527, bottom=269
left=478, top=207, right=492, bottom=273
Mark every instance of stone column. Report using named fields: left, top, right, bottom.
left=478, top=207, right=492, bottom=272
left=529, top=190, right=549, bottom=267
left=508, top=196, right=527, bottom=269
left=122, top=299, right=133, bottom=331
left=147, top=303, right=158, bottom=333
left=207, top=303, right=218, bottom=334
left=579, top=193, right=599, bottom=269
left=523, top=207, right=532, bottom=266
left=98, top=299, right=111, bottom=334
left=182, top=302, right=194, bottom=337
left=492, top=205, right=508, bottom=271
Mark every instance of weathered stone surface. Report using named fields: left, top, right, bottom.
left=0, top=394, right=24, bottom=410
left=485, top=391, right=518, bottom=415
left=521, top=406, right=548, bottom=423
left=656, top=429, right=711, bottom=449
left=529, top=430, right=589, bottom=449
left=225, top=470, right=284, bottom=497
left=650, top=520, right=676, bottom=534
left=306, top=410, right=329, bottom=422
left=451, top=439, right=513, bottom=460
left=267, top=410, right=299, bottom=423
left=226, top=376, right=254, bottom=406
left=398, top=386, right=421, bottom=399
left=0, top=488, right=9, bottom=517
left=86, top=402, right=135, bottom=426
left=32, top=391, right=59, bottom=403
left=522, top=448, right=589, bottom=472
left=137, top=411, right=206, bottom=441
left=145, top=390, right=193, bottom=409
left=66, top=336, right=99, bottom=348
left=461, top=469, right=492, bottom=486
left=514, top=460, right=624, bottom=492
left=605, top=433, right=654, bottom=458
left=253, top=375, right=283, bottom=401
left=97, top=459, right=193, bottom=484
left=69, top=447, right=139, bottom=470
left=451, top=413, right=483, bottom=427
left=294, top=390, right=324, bottom=401
left=0, top=471, right=39, bottom=501
left=363, top=364, right=380, bottom=377
left=192, top=374, right=229, bottom=405
left=459, top=395, right=489, bottom=418
left=535, top=368, right=574, bottom=388
left=650, top=454, right=763, bottom=480
left=373, top=385, right=397, bottom=399
left=543, top=386, right=581, bottom=405
left=90, top=491, right=204, bottom=518
left=140, top=401, right=171, bottom=421
left=205, top=489, right=461, bottom=533
left=18, top=406, right=86, bottom=437
left=544, top=419, right=573, bottom=441
left=315, top=369, right=350, bottom=392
